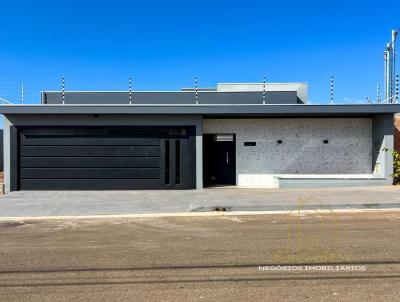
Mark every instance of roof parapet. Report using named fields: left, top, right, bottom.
left=216, top=82, right=308, bottom=104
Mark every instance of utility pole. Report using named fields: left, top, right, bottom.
left=385, top=44, right=391, bottom=102
left=393, top=30, right=398, bottom=99
left=384, top=29, right=399, bottom=103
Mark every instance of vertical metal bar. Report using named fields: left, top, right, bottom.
left=262, top=76, right=266, bottom=105
left=21, top=84, right=24, bottom=104
left=175, top=140, right=181, bottom=185
left=170, top=139, right=176, bottom=185
left=377, top=83, right=381, bottom=103
left=160, top=139, right=166, bottom=185
left=330, top=76, right=334, bottom=104
left=384, top=49, right=389, bottom=102
left=128, top=76, right=132, bottom=105
left=194, top=77, right=199, bottom=105
left=181, top=137, right=189, bottom=188
left=62, top=76, right=65, bottom=105
left=164, top=140, right=171, bottom=185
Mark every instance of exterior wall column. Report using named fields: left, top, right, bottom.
left=195, top=117, right=203, bottom=189
left=3, top=115, right=12, bottom=193
left=372, top=114, right=394, bottom=184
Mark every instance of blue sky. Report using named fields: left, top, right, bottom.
left=0, top=0, right=399, bottom=105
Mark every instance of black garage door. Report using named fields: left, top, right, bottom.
left=16, top=126, right=196, bottom=190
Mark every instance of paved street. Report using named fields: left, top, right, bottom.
left=1, top=186, right=400, bottom=217
left=0, top=212, right=400, bottom=301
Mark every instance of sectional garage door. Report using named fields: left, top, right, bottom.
left=16, top=126, right=196, bottom=190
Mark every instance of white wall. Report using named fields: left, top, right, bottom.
left=204, top=118, right=372, bottom=188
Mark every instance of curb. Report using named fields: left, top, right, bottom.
left=190, top=203, right=400, bottom=212
left=0, top=207, right=400, bottom=221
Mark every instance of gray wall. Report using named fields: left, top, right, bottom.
left=43, top=91, right=299, bottom=105
left=216, top=83, right=308, bottom=104
left=204, top=118, right=378, bottom=188
left=3, top=114, right=203, bottom=193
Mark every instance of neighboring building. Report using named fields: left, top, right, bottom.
left=395, top=114, right=400, bottom=152
left=0, top=82, right=397, bottom=192
left=0, top=129, right=3, bottom=171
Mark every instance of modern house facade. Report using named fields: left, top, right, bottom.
left=0, top=82, right=398, bottom=193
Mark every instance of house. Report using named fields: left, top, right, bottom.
left=0, top=82, right=398, bottom=192
left=395, top=114, right=400, bottom=152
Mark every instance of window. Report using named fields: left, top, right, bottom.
left=175, top=140, right=181, bottom=184
left=165, top=140, right=170, bottom=184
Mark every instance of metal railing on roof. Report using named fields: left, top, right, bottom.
left=0, top=97, right=12, bottom=104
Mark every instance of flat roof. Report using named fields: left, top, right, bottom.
left=0, top=104, right=399, bottom=117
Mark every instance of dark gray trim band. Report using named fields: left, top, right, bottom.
left=0, top=104, right=399, bottom=116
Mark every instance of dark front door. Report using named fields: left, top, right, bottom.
left=203, top=134, right=236, bottom=186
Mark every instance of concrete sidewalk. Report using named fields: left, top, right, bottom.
left=1, top=186, right=400, bottom=217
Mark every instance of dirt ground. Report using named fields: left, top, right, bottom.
left=0, top=212, right=399, bottom=301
